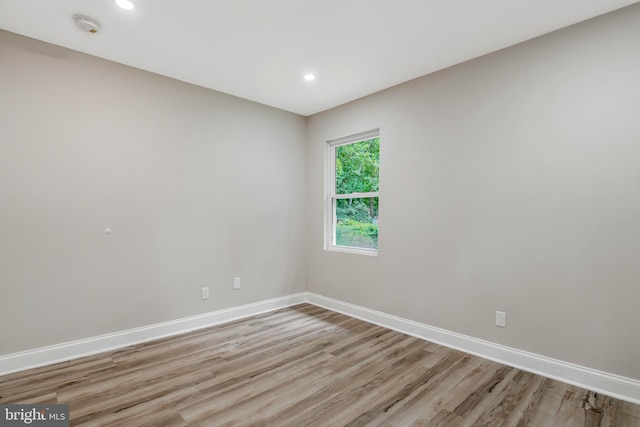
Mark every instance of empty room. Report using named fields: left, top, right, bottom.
left=1, top=0, right=639, bottom=425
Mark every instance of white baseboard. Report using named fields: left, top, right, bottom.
left=0, top=293, right=306, bottom=376
left=3, top=291, right=639, bottom=405
left=306, top=292, right=640, bottom=405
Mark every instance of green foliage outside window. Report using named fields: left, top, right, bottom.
left=335, top=137, right=379, bottom=249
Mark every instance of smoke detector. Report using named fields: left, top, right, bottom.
left=73, top=14, right=101, bottom=34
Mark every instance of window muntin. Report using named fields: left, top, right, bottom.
left=326, top=130, right=380, bottom=255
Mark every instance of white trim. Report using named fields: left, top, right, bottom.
left=306, top=292, right=640, bottom=405
left=326, top=246, right=378, bottom=257
left=327, top=129, right=380, bottom=147
left=325, top=130, right=380, bottom=255
left=0, top=293, right=306, bottom=376
left=2, top=291, right=639, bottom=405
left=333, top=192, right=379, bottom=200
left=326, top=143, right=337, bottom=249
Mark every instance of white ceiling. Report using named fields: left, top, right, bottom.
left=0, top=1, right=637, bottom=116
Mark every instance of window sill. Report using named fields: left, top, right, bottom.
left=325, top=245, right=378, bottom=256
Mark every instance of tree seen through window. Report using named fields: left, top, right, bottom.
left=334, top=137, right=379, bottom=250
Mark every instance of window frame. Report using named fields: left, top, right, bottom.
left=325, top=129, right=380, bottom=256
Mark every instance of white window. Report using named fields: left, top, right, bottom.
left=326, top=130, right=380, bottom=256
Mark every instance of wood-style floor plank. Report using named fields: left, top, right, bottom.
left=1, top=304, right=638, bottom=426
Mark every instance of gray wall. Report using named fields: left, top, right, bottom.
left=2, top=3, right=639, bottom=382
left=306, top=4, right=640, bottom=380
left=0, top=30, right=307, bottom=355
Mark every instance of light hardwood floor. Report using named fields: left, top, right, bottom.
left=1, top=304, right=639, bottom=426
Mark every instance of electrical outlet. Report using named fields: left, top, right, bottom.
left=233, top=277, right=241, bottom=290
left=495, top=311, right=506, bottom=328
left=201, top=287, right=210, bottom=300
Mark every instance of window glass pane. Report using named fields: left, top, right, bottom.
left=335, top=197, right=378, bottom=249
left=335, top=137, right=379, bottom=195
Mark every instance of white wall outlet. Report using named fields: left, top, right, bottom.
left=201, top=287, right=210, bottom=300
left=233, top=277, right=241, bottom=290
left=495, top=311, right=507, bottom=328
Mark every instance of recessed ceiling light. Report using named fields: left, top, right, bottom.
left=304, top=73, right=316, bottom=82
left=116, top=0, right=135, bottom=10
